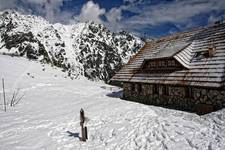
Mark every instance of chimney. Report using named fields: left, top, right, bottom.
left=214, top=20, right=223, bottom=25
left=208, top=45, right=216, bottom=57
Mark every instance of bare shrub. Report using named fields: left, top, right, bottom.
left=9, top=88, right=25, bottom=107
left=1, top=78, right=25, bottom=112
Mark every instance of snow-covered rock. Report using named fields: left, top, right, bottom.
left=0, top=10, right=144, bottom=82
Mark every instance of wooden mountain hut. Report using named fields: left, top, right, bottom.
left=110, top=22, right=225, bottom=114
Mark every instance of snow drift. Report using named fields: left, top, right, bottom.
left=0, top=55, right=225, bottom=150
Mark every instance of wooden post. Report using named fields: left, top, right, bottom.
left=80, top=108, right=87, bottom=141
left=85, top=126, right=88, bottom=139
left=2, top=78, right=6, bottom=112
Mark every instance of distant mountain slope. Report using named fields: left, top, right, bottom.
left=0, top=10, right=144, bottom=82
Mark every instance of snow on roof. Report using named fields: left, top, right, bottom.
left=144, top=41, right=190, bottom=60
left=111, top=23, right=225, bottom=88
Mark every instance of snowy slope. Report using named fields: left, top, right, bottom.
left=0, top=10, right=144, bottom=82
left=1, top=55, right=225, bottom=150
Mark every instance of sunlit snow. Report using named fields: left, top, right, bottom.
left=0, top=55, right=225, bottom=150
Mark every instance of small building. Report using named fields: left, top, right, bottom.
left=110, top=22, right=225, bottom=114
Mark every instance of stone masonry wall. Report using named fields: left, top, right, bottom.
left=123, top=82, right=225, bottom=114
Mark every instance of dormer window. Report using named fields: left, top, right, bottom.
left=193, top=45, right=216, bottom=60
left=194, top=51, right=209, bottom=60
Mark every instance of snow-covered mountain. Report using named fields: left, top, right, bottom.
left=0, top=10, right=144, bottom=82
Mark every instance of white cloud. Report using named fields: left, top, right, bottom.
left=76, top=1, right=105, bottom=24
left=24, top=0, right=72, bottom=23
left=0, top=0, right=18, bottom=10
left=0, top=0, right=73, bottom=23
left=208, top=13, right=225, bottom=24
left=1, top=0, right=225, bottom=36
left=107, top=8, right=122, bottom=23
left=128, top=0, right=221, bottom=25
left=108, top=0, right=225, bottom=33
left=21, top=0, right=47, bottom=4
left=105, top=7, right=122, bottom=31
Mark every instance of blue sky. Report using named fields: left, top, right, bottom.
left=0, top=0, right=225, bottom=38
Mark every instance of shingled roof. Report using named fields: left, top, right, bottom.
left=110, top=22, right=225, bottom=88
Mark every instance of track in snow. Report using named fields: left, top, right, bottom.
left=0, top=55, right=225, bottom=150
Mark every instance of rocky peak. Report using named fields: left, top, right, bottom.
left=0, top=10, right=144, bottom=82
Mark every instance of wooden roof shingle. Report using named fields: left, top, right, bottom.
left=111, top=22, right=225, bottom=88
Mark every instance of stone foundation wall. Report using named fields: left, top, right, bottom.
left=123, top=82, right=225, bottom=114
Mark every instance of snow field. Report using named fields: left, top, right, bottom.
left=0, top=55, right=225, bottom=150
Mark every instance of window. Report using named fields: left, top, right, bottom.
left=151, top=61, right=156, bottom=67
left=158, top=61, right=162, bottom=67
left=153, top=84, right=159, bottom=94
left=167, top=60, right=172, bottom=66
left=130, top=84, right=135, bottom=91
left=136, top=84, right=142, bottom=93
left=143, top=59, right=183, bottom=73
left=193, top=51, right=209, bottom=60
left=161, top=61, right=167, bottom=67
left=162, top=85, right=169, bottom=96
left=147, top=63, right=151, bottom=68
left=185, top=87, right=192, bottom=98
left=171, top=60, right=175, bottom=66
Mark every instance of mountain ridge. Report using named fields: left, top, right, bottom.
left=0, top=10, right=144, bottom=82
